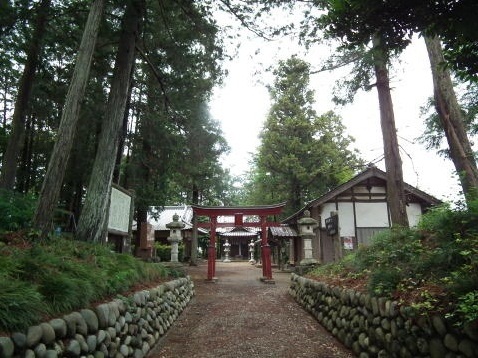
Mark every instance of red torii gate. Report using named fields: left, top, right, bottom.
left=191, top=203, right=286, bottom=283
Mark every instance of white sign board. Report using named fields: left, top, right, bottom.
left=342, top=236, right=354, bottom=250
left=108, top=186, right=132, bottom=235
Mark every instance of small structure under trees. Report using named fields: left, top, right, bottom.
left=281, top=166, right=441, bottom=264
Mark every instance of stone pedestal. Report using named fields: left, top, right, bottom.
left=299, top=235, right=318, bottom=266
left=168, top=236, right=181, bottom=262
left=289, top=238, right=295, bottom=266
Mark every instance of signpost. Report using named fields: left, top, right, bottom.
left=107, top=184, right=134, bottom=253
left=325, top=214, right=338, bottom=236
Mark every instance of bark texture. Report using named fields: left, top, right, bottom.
left=424, top=35, right=478, bottom=200
left=189, top=184, right=200, bottom=265
left=33, top=0, right=105, bottom=236
left=0, top=0, right=51, bottom=190
left=372, top=35, right=409, bottom=227
left=76, top=0, right=143, bottom=242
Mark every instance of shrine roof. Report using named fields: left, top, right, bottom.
left=282, top=166, right=442, bottom=224
left=218, top=227, right=259, bottom=237
left=269, top=226, right=298, bottom=238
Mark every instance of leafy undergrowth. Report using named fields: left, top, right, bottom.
left=0, top=234, right=184, bottom=333
left=306, top=201, right=478, bottom=327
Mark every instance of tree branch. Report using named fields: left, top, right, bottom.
left=135, top=44, right=170, bottom=109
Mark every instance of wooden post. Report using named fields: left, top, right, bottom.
left=207, top=216, right=217, bottom=281
left=260, top=215, right=274, bottom=283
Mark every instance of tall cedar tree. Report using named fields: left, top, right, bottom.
left=371, top=35, right=409, bottom=227
left=312, top=0, right=478, bottom=204
left=33, top=0, right=105, bottom=236
left=301, top=3, right=412, bottom=226
left=424, top=35, right=478, bottom=200
left=0, top=0, right=51, bottom=190
left=121, top=0, right=225, bottom=249
left=76, top=0, right=144, bottom=242
left=256, top=56, right=362, bottom=217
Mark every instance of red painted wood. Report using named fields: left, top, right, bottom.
left=196, top=221, right=282, bottom=228
left=234, top=213, right=243, bottom=226
left=260, top=215, right=272, bottom=280
left=207, top=216, right=217, bottom=281
left=191, top=203, right=286, bottom=216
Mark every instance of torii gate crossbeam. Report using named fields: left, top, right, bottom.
left=191, top=203, right=286, bottom=283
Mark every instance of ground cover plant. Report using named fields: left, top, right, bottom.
left=0, top=191, right=182, bottom=332
left=0, top=189, right=185, bottom=333
left=307, top=200, right=478, bottom=327
left=0, top=234, right=183, bottom=333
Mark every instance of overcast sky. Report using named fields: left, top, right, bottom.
left=209, top=11, right=462, bottom=203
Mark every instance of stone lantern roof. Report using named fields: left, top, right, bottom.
left=166, top=213, right=185, bottom=230
left=297, top=210, right=318, bottom=226
left=297, top=210, right=318, bottom=236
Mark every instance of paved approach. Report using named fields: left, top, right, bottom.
left=148, top=261, right=354, bottom=358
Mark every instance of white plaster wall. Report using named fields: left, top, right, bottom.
left=320, top=202, right=355, bottom=237
left=406, top=203, right=423, bottom=227
left=356, top=202, right=389, bottom=227
left=337, top=202, right=355, bottom=236
left=318, top=194, right=424, bottom=239
left=371, top=186, right=386, bottom=194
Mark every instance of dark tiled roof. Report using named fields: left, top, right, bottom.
left=269, top=226, right=298, bottom=237
left=218, top=226, right=259, bottom=237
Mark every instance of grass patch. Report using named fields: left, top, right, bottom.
left=0, top=236, right=183, bottom=333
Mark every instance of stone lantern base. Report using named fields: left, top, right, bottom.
left=299, top=257, right=319, bottom=266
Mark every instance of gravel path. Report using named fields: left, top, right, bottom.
left=148, top=261, right=354, bottom=358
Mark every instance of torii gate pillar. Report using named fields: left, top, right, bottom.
left=207, top=215, right=218, bottom=281
left=260, top=215, right=274, bottom=283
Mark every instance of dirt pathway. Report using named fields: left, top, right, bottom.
left=148, top=261, right=354, bottom=358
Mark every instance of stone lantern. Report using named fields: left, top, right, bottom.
left=297, top=210, right=318, bottom=266
left=223, top=239, right=231, bottom=262
left=248, top=239, right=255, bottom=263
left=166, top=213, right=185, bottom=262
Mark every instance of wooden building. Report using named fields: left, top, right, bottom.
left=218, top=226, right=259, bottom=260
left=281, top=166, right=442, bottom=265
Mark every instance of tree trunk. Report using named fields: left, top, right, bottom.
left=424, top=35, right=478, bottom=201
left=135, top=206, right=148, bottom=255
left=190, top=183, right=199, bottom=266
left=0, top=0, right=51, bottom=190
left=17, top=113, right=34, bottom=193
left=76, top=0, right=143, bottom=242
left=33, top=0, right=105, bottom=237
left=113, top=69, right=134, bottom=184
left=372, top=35, right=409, bottom=227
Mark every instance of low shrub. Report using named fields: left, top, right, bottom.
left=0, top=190, right=36, bottom=233
left=308, top=199, right=478, bottom=325
left=154, top=242, right=184, bottom=262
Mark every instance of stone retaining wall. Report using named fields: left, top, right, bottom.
left=289, top=273, right=478, bottom=358
left=0, top=276, right=194, bottom=358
